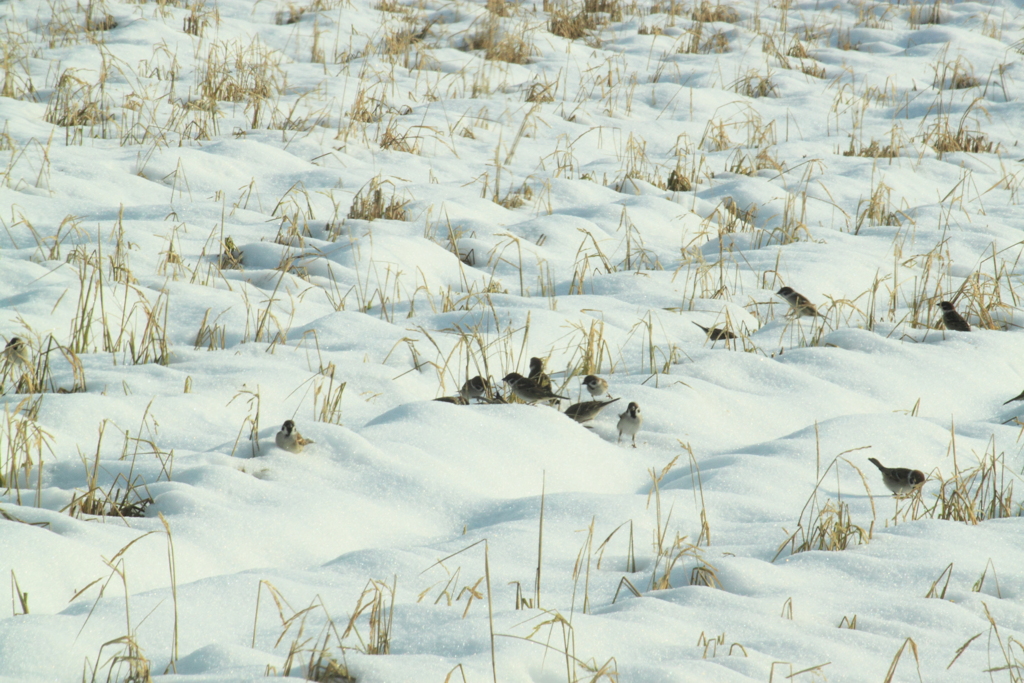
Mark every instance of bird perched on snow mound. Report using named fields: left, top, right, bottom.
left=617, top=402, right=643, bottom=447
left=777, top=286, right=819, bottom=317
left=868, top=457, right=925, bottom=496
left=276, top=420, right=314, bottom=453
left=582, top=374, right=611, bottom=399
left=938, top=301, right=970, bottom=332
left=565, top=398, right=620, bottom=425
left=503, top=372, right=568, bottom=404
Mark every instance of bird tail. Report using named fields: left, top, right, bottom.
left=868, top=457, right=884, bottom=471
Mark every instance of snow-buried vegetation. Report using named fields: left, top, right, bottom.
left=3, top=0, right=1024, bottom=680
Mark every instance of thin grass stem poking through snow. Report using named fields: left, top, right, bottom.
left=773, top=447, right=876, bottom=561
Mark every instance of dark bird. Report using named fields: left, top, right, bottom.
left=528, top=357, right=552, bottom=390
left=692, top=322, right=737, bottom=341
left=1004, top=389, right=1024, bottom=405
left=503, top=372, right=568, bottom=404
left=617, top=402, right=643, bottom=447
left=565, top=398, right=620, bottom=425
left=460, top=375, right=489, bottom=402
left=582, top=374, right=611, bottom=399
left=433, top=395, right=469, bottom=405
left=777, top=287, right=819, bottom=317
left=939, top=301, right=971, bottom=332
left=868, top=457, right=925, bottom=496
left=275, top=420, right=314, bottom=453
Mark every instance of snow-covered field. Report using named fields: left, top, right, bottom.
left=3, top=0, right=1024, bottom=680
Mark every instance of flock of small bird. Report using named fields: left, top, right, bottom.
left=775, top=286, right=973, bottom=332
left=435, top=356, right=644, bottom=447
left=0, top=291, right=995, bottom=494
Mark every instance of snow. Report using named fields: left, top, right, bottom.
left=3, top=0, right=1024, bottom=680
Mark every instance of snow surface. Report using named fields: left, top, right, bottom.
left=3, top=0, right=1024, bottom=680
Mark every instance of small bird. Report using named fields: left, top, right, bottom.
left=460, top=375, right=489, bottom=402
left=275, top=420, right=314, bottom=453
left=582, top=374, right=611, bottom=399
left=868, top=457, right=925, bottom=496
left=528, top=357, right=552, bottom=390
left=219, top=236, right=244, bottom=270
left=1003, top=389, right=1024, bottom=405
left=617, top=402, right=642, bottom=447
left=777, top=287, right=819, bottom=317
left=433, top=395, right=469, bottom=405
left=503, top=372, right=568, bottom=404
left=2, top=338, right=30, bottom=368
left=939, top=301, right=971, bottom=332
left=564, top=397, right=620, bottom=425
left=692, top=322, right=737, bottom=341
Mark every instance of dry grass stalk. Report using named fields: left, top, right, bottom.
left=343, top=578, right=396, bottom=654
left=854, top=180, right=904, bottom=234
left=773, top=449, right=875, bottom=561
left=1, top=398, right=54, bottom=504
left=882, top=638, right=922, bottom=683
left=379, top=17, right=436, bottom=61
left=464, top=18, right=534, bottom=64
left=934, top=58, right=979, bottom=90
left=691, top=0, right=738, bottom=22
left=64, top=417, right=164, bottom=520
left=525, top=80, right=557, bottom=102
left=83, top=635, right=151, bottom=683
left=252, top=581, right=355, bottom=681
left=929, top=441, right=1020, bottom=523
left=348, top=177, right=409, bottom=221
left=843, top=137, right=900, bottom=159
left=549, top=8, right=600, bottom=40
left=908, top=0, right=941, bottom=27
left=732, top=69, right=777, bottom=98
left=45, top=69, right=114, bottom=141
left=182, top=1, right=217, bottom=37
left=228, top=386, right=262, bottom=457
left=195, top=39, right=283, bottom=127
left=194, top=309, right=227, bottom=350
left=219, top=236, right=244, bottom=269
left=313, top=362, right=347, bottom=424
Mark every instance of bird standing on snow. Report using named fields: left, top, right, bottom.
left=582, top=374, right=611, bottom=399
left=868, top=457, right=925, bottom=496
left=503, top=372, right=568, bottom=404
left=565, top=398, right=620, bottom=425
left=2, top=337, right=30, bottom=368
left=617, top=402, right=643, bottom=447
left=692, top=322, right=737, bottom=341
left=939, top=301, right=971, bottom=332
left=777, top=287, right=819, bottom=317
left=276, top=420, right=314, bottom=453
left=460, top=375, right=489, bottom=402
